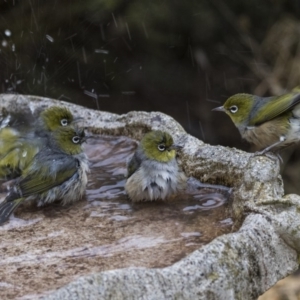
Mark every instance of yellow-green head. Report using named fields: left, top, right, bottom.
left=51, top=127, right=85, bottom=155
left=212, top=94, right=256, bottom=128
left=40, top=106, right=74, bottom=131
left=0, top=107, right=74, bottom=180
left=140, top=130, right=181, bottom=162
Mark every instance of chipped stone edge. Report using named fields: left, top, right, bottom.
left=0, top=94, right=299, bottom=300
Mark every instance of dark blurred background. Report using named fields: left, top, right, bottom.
left=1, top=0, right=300, bottom=193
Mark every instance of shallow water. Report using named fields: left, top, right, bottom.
left=0, top=135, right=233, bottom=299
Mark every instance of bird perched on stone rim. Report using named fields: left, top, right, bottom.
left=125, top=130, right=187, bottom=202
left=0, top=126, right=89, bottom=225
left=212, top=90, right=300, bottom=154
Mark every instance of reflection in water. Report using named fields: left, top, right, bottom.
left=0, top=235, right=170, bottom=265
left=219, top=217, right=234, bottom=226
left=0, top=215, right=42, bottom=231
left=180, top=232, right=202, bottom=238
left=0, top=135, right=234, bottom=299
left=182, top=196, right=225, bottom=211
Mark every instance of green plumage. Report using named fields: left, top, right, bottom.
left=213, top=88, right=300, bottom=152
left=250, top=93, right=300, bottom=126
left=140, top=130, right=176, bottom=162
left=125, top=130, right=186, bottom=202
left=14, top=162, right=77, bottom=198
left=0, top=106, right=75, bottom=180
left=127, top=130, right=177, bottom=178
left=0, top=126, right=87, bottom=225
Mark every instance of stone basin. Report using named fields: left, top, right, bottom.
left=0, top=94, right=299, bottom=300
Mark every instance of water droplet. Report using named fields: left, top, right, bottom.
left=4, top=29, right=11, bottom=37
left=95, top=49, right=109, bottom=54
left=45, top=34, right=54, bottom=42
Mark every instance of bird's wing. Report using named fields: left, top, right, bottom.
left=127, top=152, right=142, bottom=178
left=251, top=93, right=300, bottom=126
left=0, top=198, right=23, bottom=225
left=6, top=152, right=78, bottom=201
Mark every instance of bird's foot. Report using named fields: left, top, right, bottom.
left=252, top=150, right=282, bottom=163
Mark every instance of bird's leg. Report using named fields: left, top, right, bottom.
left=252, top=137, right=285, bottom=163
left=256, top=136, right=286, bottom=155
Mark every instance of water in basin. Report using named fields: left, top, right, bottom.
left=0, top=135, right=233, bottom=299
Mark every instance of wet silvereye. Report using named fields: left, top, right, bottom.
left=125, top=130, right=187, bottom=201
left=212, top=91, right=300, bottom=153
left=36, top=106, right=76, bottom=134
left=0, top=106, right=77, bottom=180
left=0, top=105, right=74, bottom=134
left=0, top=126, right=89, bottom=225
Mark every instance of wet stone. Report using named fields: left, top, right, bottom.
left=0, top=135, right=233, bottom=299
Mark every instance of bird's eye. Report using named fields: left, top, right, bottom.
left=61, top=118, right=68, bottom=126
left=229, top=105, right=238, bottom=114
left=157, top=144, right=166, bottom=152
left=72, top=136, right=80, bottom=144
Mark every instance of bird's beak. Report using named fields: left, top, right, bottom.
left=83, top=135, right=96, bottom=142
left=212, top=106, right=225, bottom=112
left=73, top=117, right=84, bottom=123
left=169, top=144, right=183, bottom=151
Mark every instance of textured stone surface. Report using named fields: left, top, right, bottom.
left=44, top=214, right=296, bottom=300
left=0, top=94, right=299, bottom=300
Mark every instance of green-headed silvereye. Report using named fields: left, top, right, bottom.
left=0, top=106, right=77, bottom=180
left=212, top=91, right=300, bottom=152
left=35, top=106, right=76, bottom=135
left=0, top=105, right=74, bottom=134
left=125, top=130, right=187, bottom=202
left=0, top=126, right=89, bottom=224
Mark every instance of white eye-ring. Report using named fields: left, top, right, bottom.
left=61, top=118, right=68, bottom=126
left=229, top=105, right=238, bottom=114
left=72, top=136, right=80, bottom=144
left=157, top=144, right=166, bottom=152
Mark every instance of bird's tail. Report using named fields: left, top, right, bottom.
left=0, top=199, right=23, bottom=225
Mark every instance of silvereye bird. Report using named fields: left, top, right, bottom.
left=0, top=126, right=89, bottom=225
left=0, top=106, right=77, bottom=180
left=0, top=105, right=74, bottom=134
left=125, top=130, right=187, bottom=202
left=36, top=106, right=76, bottom=134
left=212, top=92, right=300, bottom=153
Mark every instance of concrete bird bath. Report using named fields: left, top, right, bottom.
left=0, top=94, right=299, bottom=300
